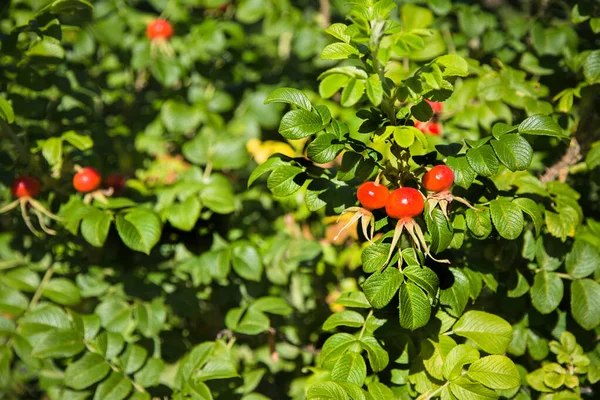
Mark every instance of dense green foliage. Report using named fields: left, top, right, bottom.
left=1, top=0, right=599, bottom=399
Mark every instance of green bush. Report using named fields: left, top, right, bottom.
left=1, top=0, right=599, bottom=399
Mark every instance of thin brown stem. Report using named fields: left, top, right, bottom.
left=319, top=0, right=331, bottom=29
left=540, top=138, right=582, bottom=184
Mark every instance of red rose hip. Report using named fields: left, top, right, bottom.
left=146, top=19, right=173, bottom=40
left=73, top=167, right=102, bottom=193
left=428, top=122, right=442, bottom=136
left=357, top=182, right=389, bottom=211
left=423, top=165, right=454, bottom=193
left=386, top=187, right=424, bottom=219
left=426, top=100, right=443, bottom=114
left=11, top=176, right=40, bottom=198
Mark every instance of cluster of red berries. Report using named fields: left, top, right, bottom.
left=336, top=165, right=455, bottom=264
left=415, top=99, right=443, bottom=136
left=11, top=168, right=125, bottom=200
left=356, top=165, right=454, bottom=220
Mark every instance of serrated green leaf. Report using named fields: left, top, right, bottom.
left=264, top=88, right=312, bottom=111
left=93, top=371, right=131, bottom=400
left=323, top=311, right=365, bottom=331
left=321, top=43, right=359, bottom=60
left=115, top=209, right=162, bottom=254
left=530, top=271, right=563, bottom=315
left=64, top=353, right=110, bottom=390
left=362, top=267, right=403, bottom=309
left=466, top=145, right=499, bottom=177
left=468, top=355, right=520, bottom=390
left=398, top=283, right=431, bottom=330
left=453, top=311, right=513, bottom=355
left=267, top=165, right=305, bottom=197
left=443, top=344, right=480, bottom=381
left=571, top=279, right=600, bottom=330
left=490, top=198, right=524, bottom=240
left=518, top=115, right=567, bottom=138
left=490, top=134, right=533, bottom=172
left=331, top=352, right=367, bottom=386
left=279, top=109, right=324, bottom=140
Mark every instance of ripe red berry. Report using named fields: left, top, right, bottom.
left=105, top=174, right=126, bottom=192
left=386, top=187, right=424, bottom=219
left=423, top=165, right=454, bottom=193
left=428, top=122, right=442, bottom=136
left=11, top=176, right=40, bottom=198
left=73, top=167, right=102, bottom=193
left=357, top=182, right=389, bottom=211
left=146, top=19, right=173, bottom=40
left=426, top=100, right=443, bottom=114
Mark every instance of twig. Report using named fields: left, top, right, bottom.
left=319, top=0, right=331, bottom=29
left=28, top=266, right=55, bottom=311
left=540, top=138, right=582, bottom=184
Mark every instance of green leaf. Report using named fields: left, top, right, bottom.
left=93, top=371, right=132, bottom=400
left=2, top=268, right=40, bottom=292
left=307, top=381, right=348, bottom=400
left=42, top=278, right=81, bottom=306
left=42, top=138, right=63, bottom=169
left=340, top=78, right=365, bottom=107
left=513, top=198, right=543, bottom=237
left=453, top=311, right=513, bottom=355
left=323, top=311, right=365, bottom=331
left=530, top=271, right=564, bottom=314
left=586, top=143, right=600, bottom=170
left=466, top=208, right=493, bottom=239
left=402, top=265, right=439, bottom=298
left=134, top=299, right=167, bottom=338
left=362, top=267, right=403, bottom=309
left=468, top=355, right=520, bottom=390
left=490, top=134, right=533, bottom=172
left=321, top=43, right=359, bottom=60
left=467, top=145, right=499, bottom=177
left=161, top=100, right=203, bottom=133
left=307, top=134, right=345, bottom=164
left=447, top=156, right=477, bottom=189
left=267, top=165, right=305, bottom=197
left=31, top=329, right=84, bottom=358
left=81, top=209, right=112, bottom=247
left=248, top=155, right=289, bottom=187
left=412, top=100, right=433, bottom=122
left=393, top=126, right=418, bottom=148
left=64, top=353, right=110, bottom=390
left=434, top=54, right=469, bottom=77
left=440, top=268, right=470, bottom=318
left=490, top=198, right=524, bottom=240
left=518, top=115, right=567, bottom=138
left=583, top=50, right=600, bottom=84
left=401, top=4, right=433, bottom=30
left=571, top=279, right=600, bottom=330
left=0, top=98, right=15, bottom=123
left=27, top=37, right=65, bottom=58
left=230, top=241, right=263, bottom=282
left=199, top=176, right=235, bottom=214
left=250, top=297, right=292, bottom=316
left=335, top=292, right=371, bottom=309
left=361, top=243, right=390, bottom=273
left=565, top=240, right=600, bottom=279
left=168, top=196, right=201, bottom=231
left=443, top=344, right=480, bottom=381
left=449, top=377, right=498, bottom=400
left=279, top=109, right=324, bottom=140
left=367, top=382, right=394, bottom=400
left=331, top=352, right=367, bottom=386
left=96, top=300, right=131, bottom=333
left=95, top=331, right=124, bottom=360
left=320, top=333, right=358, bottom=368
left=325, top=23, right=351, bottom=43
left=366, top=75, right=383, bottom=106
left=426, top=208, right=453, bottom=253
left=264, top=88, right=312, bottom=111
left=116, top=209, right=162, bottom=254
left=398, top=283, right=431, bottom=330
left=360, top=336, right=389, bottom=372
left=320, top=74, right=350, bottom=98
left=120, top=344, right=147, bottom=375
left=62, top=131, right=93, bottom=150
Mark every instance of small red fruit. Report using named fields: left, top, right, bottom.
left=146, top=19, right=173, bottom=40
left=73, top=168, right=102, bottom=193
left=423, top=165, right=454, bottom=193
left=105, top=174, right=126, bottom=192
left=386, top=187, right=424, bottom=219
left=428, top=122, right=442, bottom=135
left=11, top=176, right=40, bottom=198
left=426, top=100, right=443, bottom=114
left=357, top=182, right=389, bottom=211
